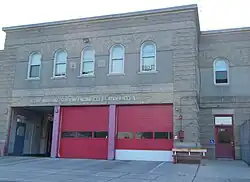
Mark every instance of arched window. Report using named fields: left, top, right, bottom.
left=28, top=52, right=41, bottom=79
left=53, top=49, right=67, bottom=77
left=213, top=58, right=229, bottom=85
left=109, top=44, right=125, bottom=74
left=81, top=47, right=95, bottom=76
left=140, top=41, right=156, bottom=72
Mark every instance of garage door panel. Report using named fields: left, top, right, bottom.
left=61, top=107, right=109, bottom=131
left=60, top=139, right=108, bottom=159
left=60, top=106, right=109, bottom=159
left=116, top=104, right=173, bottom=161
left=117, top=105, right=173, bottom=131
left=116, top=139, right=173, bottom=150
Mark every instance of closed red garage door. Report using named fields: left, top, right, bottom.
left=116, top=104, right=173, bottom=161
left=59, top=106, right=109, bottom=159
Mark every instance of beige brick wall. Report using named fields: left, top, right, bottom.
left=199, top=29, right=250, bottom=159
left=2, top=6, right=201, bottom=150
left=200, top=96, right=250, bottom=159
left=10, top=83, right=173, bottom=106
left=173, top=27, right=200, bottom=147
left=0, top=49, right=17, bottom=144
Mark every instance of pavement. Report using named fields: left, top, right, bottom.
left=0, top=157, right=249, bottom=182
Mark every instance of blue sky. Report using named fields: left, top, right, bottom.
left=0, top=0, right=249, bottom=49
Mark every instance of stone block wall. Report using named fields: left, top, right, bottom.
left=0, top=48, right=17, bottom=149
left=199, top=97, right=250, bottom=159
left=2, top=5, right=201, bottom=150
left=172, top=27, right=200, bottom=147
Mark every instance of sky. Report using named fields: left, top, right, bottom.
left=0, top=0, right=249, bottom=50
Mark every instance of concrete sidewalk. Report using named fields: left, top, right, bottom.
left=0, top=157, right=249, bottom=182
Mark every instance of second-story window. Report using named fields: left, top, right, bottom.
left=140, top=41, right=156, bottom=72
left=81, top=47, right=95, bottom=76
left=54, top=49, right=67, bottom=77
left=109, top=44, right=125, bottom=74
left=213, top=58, right=229, bottom=85
left=28, top=52, right=41, bottom=79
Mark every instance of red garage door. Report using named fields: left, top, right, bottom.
left=116, top=105, right=173, bottom=161
left=59, top=106, right=109, bottom=159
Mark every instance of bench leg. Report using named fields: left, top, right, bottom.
left=173, top=155, right=178, bottom=164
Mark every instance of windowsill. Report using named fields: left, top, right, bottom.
left=214, top=83, right=230, bottom=86
left=107, top=73, right=125, bottom=76
left=138, top=70, right=158, bottom=74
left=78, top=74, right=95, bottom=78
left=51, top=76, right=67, bottom=80
left=25, top=77, right=40, bottom=81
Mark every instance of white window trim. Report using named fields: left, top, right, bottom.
left=27, top=52, right=42, bottom=80
left=139, top=41, right=157, bottom=73
left=80, top=47, right=95, bottom=77
left=213, top=58, right=230, bottom=86
left=108, top=44, right=125, bottom=75
left=53, top=49, right=68, bottom=78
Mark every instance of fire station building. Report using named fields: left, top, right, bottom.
left=0, top=4, right=249, bottom=161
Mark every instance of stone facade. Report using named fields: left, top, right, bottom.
left=0, top=4, right=250, bottom=159
left=199, top=30, right=250, bottom=159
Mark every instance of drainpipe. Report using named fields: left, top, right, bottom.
left=177, top=96, right=185, bottom=142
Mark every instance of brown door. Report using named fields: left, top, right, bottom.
left=215, top=126, right=234, bottom=159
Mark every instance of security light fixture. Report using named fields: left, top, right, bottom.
left=83, top=38, right=90, bottom=43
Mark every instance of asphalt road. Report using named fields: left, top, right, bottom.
left=0, top=157, right=249, bottom=182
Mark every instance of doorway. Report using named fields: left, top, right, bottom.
left=8, top=107, right=54, bottom=157
left=214, top=116, right=235, bottom=159
left=13, top=122, right=26, bottom=155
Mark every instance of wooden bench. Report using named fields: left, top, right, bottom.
left=172, top=148, right=207, bottom=164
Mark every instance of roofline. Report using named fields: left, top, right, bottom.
left=201, top=27, right=250, bottom=35
left=2, top=4, right=197, bottom=31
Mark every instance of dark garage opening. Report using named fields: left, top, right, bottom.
left=7, top=106, right=54, bottom=157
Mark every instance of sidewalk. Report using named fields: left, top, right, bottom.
left=0, top=157, right=249, bottom=182
left=194, top=160, right=250, bottom=182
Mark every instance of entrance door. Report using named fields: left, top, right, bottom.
left=13, top=122, right=26, bottom=155
left=215, top=126, right=234, bottom=159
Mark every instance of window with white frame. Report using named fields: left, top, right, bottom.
left=28, top=52, right=41, bottom=79
left=54, top=49, right=67, bottom=77
left=213, top=58, right=229, bottom=85
left=81, top=47, right=95, bottom=75
left=109, top=45, right=125, bottom=74
left=140, top=41, right=156, bottom=72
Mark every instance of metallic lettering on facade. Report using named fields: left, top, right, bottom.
left=30, top=95, right=136, bottom=104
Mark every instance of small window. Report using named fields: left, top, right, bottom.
left=117, top=132, right=133, bottom=139
left=62, top=131, right=77, bottom=138
left=213, top=58, right=229, bottom=85
left=28, top=52, right=41, bottom=79
left=54, top=49, right=67, bottom=77
left=76, top=131, right=92, bottom=138
left=81, top=47, right=95, bottom=76
left=155, top=132, right=173, bottom=139
left=140, top=41, right=156, bottom=72
left=94, top=131, right=108, bottom=138
left=218, top=129, right=232, bottom=144
left=136, top=132, right=153, bottom=139
left=109, top=44, right=125, bottom=74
